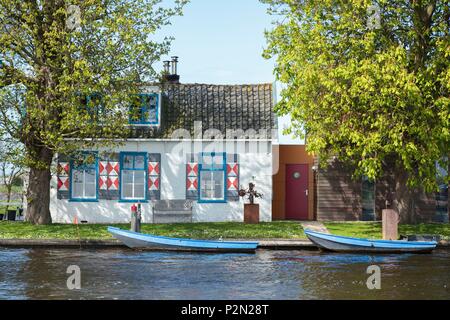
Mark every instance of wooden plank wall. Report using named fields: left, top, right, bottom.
left=317, top=160, right=440, bottom=222
left=316, top=160, right=362, bottom=221
left=375, top=173, right=437, bottom=223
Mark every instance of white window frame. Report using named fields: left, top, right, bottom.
left=120, top=152, right=147, bottom=201
left=70, top=153, right=98, bottom=201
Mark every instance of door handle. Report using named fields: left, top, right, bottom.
left=305, top=189, right=308, bottom=196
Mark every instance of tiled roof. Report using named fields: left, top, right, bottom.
left=130, top=83, right=276, bottom=139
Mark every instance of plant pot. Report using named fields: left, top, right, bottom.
left=244, top=204, right=259, bottom=224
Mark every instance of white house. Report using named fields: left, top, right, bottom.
left=50, top=62, right=276, bottom=223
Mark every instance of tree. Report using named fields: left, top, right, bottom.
left=263, top=0, right=449, bottom=221
left=0, top=0, right=188, bottom=224
left=0, top=136, right=24, bottom=214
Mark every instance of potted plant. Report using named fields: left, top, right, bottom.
left=239, top=182, right=263, bottom=224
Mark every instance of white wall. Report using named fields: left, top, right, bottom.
left=50, top=140, right=272, bottom=223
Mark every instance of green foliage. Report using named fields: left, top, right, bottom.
left=262, top=0, right=449, bottom=191
left=11, top=175, right=22, bottom=186
left=0, top=0, right=188, bottom=167
left=0, top=133, right=25, bottom=199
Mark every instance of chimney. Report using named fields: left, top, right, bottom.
left=171, top=56, right=178, bottom=75
left=163, top=56, right=180, bottom=83
left=163, top=60, right=171, bottom=74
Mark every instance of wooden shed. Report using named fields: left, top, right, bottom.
left=273, top=146, right=448, bottom=223
left=315, top=158, right=447, bottom=223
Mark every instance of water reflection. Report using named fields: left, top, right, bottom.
left=0, top=248, right=449, bottom=300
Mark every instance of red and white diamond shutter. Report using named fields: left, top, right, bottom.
left=186, top=153, right=198, bottom=200
left=148, top=153, right=161, bottom=200
left=226, top=154, right=239, bottom=201
left=98, top=153, right=120, bottom=200
left=56, top=154, right=70, bottom=199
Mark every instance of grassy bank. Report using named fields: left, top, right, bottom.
left=0, top=221, right=305, bottom=240
left=324, top=222, right=450, bottom=240
left=0, top=221, right=448, bottom=240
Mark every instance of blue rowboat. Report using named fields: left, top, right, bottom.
left=107, top=227, right=259, bottom=253
left=304, top=229, right=437, bottom=253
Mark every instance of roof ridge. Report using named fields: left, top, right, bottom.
left=166, top=83, right=273, bottom=87
left=138, top=82, right=273, bottom=87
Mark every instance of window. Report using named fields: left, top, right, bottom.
left=361, top=176, right=375, bottom=221
left=79, top=93, right=104, bottom=122
left=86, top=93, right=104, bottom=121
left=435, top=161, right=449, bottom=223
left=129, top=93, right=159, bottom=125
left=198, top=152, right=226, bottom=202
left=120, top=152, right=147, bottom=201
left=70, top=153, right=98, bottom=201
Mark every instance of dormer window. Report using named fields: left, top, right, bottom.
left=79, top=93, right=104, bottom=123
left=86, top=93, right=104, bottom=121
left=129, top=93, right=160, bottom=126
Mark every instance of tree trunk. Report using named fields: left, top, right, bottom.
left=385, top=165, right=417, bottom=224
left=6, top=185, right=11, bottom=213
left=25, top=147, right=53, bottom=225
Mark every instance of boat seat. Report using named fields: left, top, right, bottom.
left=151, top=199, right=193, bottom=223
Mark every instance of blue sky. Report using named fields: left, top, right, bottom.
left=158, top=0, right=274, bottom=84
left=157, top=0, right=302, bottom=144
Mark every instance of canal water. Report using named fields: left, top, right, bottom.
left=0, top=248, right=449, bottom=300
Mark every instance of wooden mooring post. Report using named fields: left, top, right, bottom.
left=382, top=209, right=399, bottom=240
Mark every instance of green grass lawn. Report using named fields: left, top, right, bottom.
left=0, top=220, right=448, bottom=241
left=0, top=221, right=306, bottom=240
left=324, top=222, right=450, bottom=240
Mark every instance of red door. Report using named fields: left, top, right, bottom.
left=285, top=164, right=309, bottom=220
